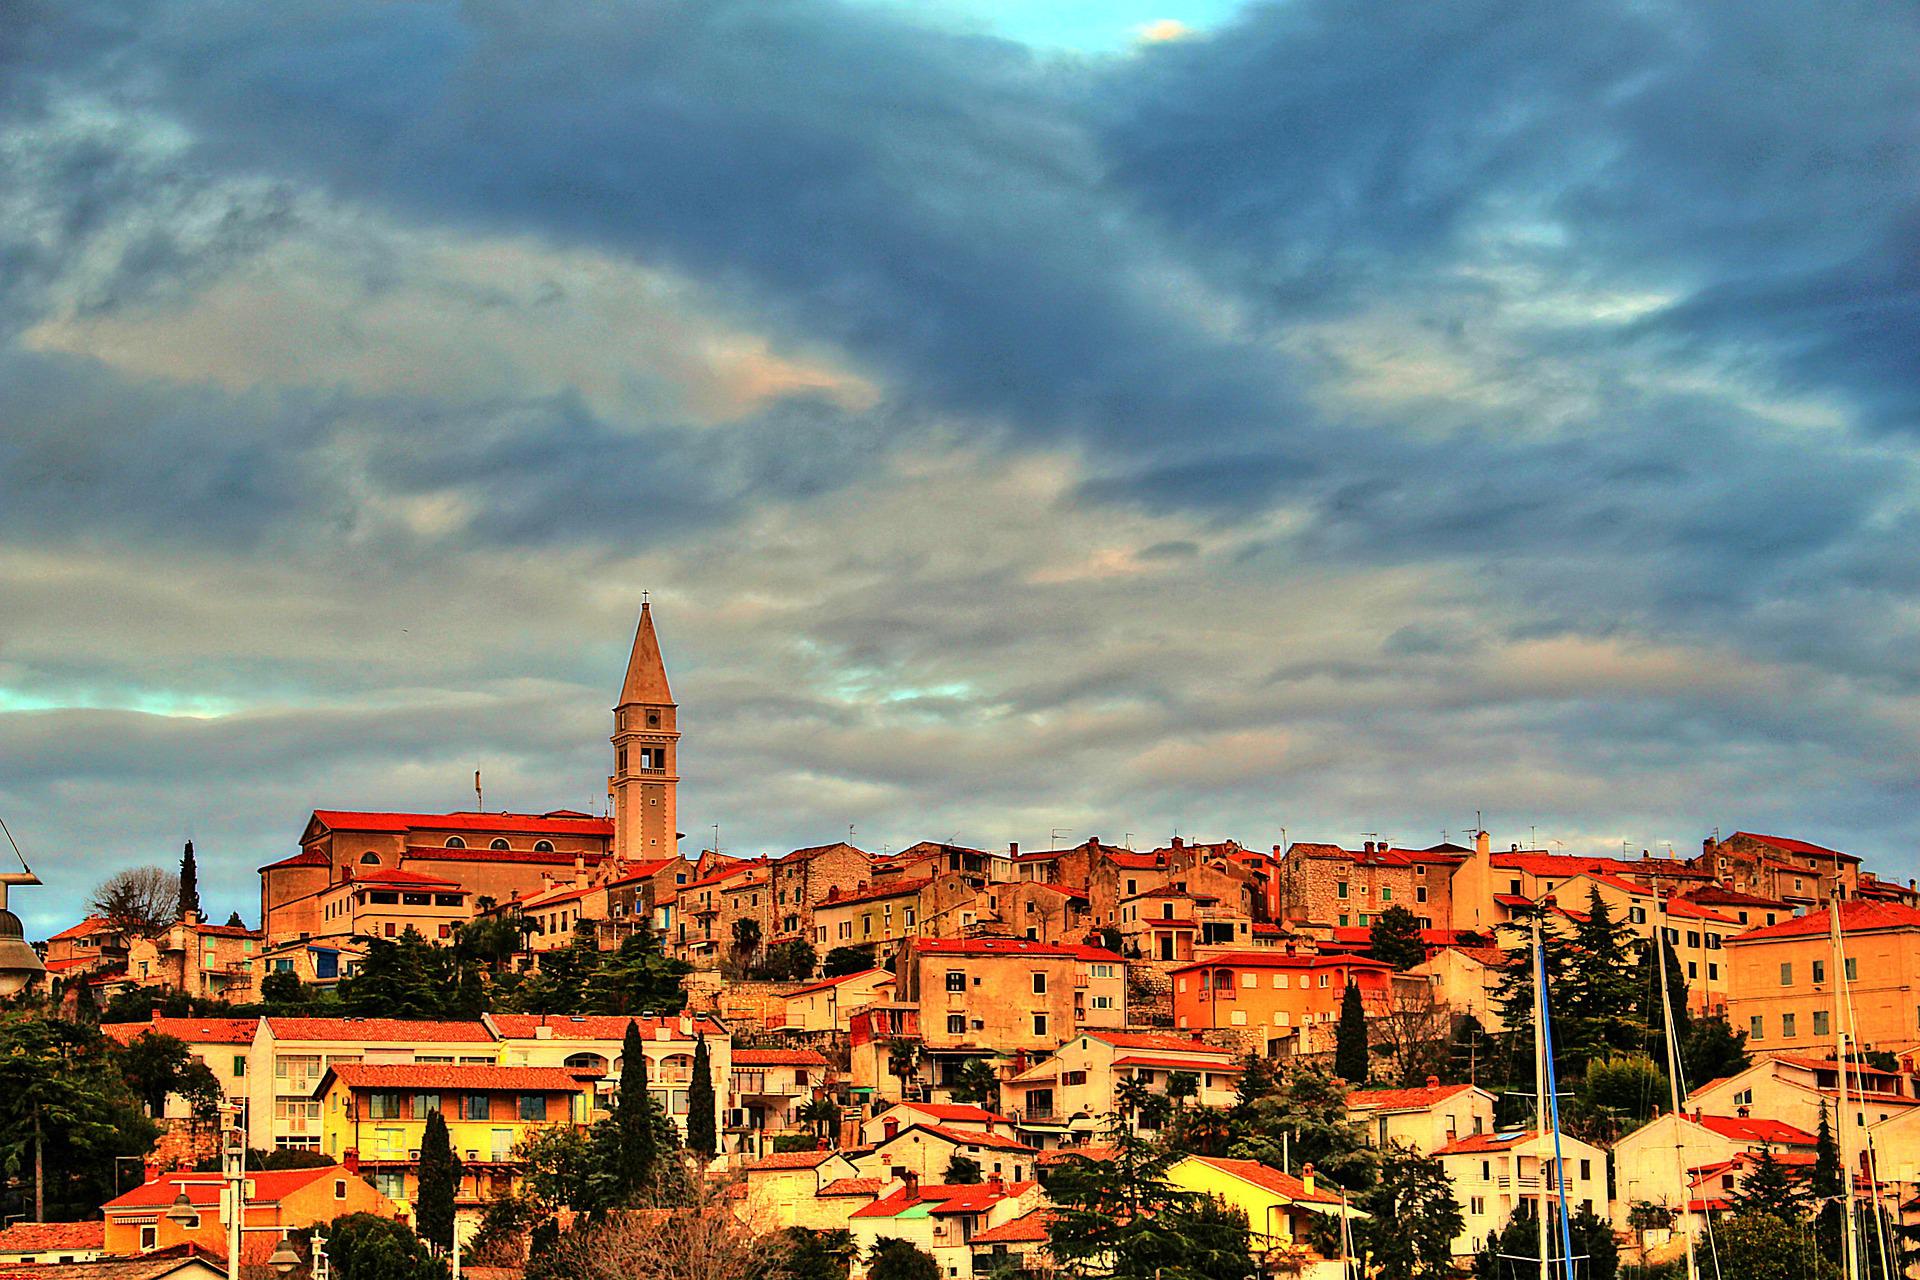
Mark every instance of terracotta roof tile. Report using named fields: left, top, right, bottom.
left=102, top=1017, right=258, bottom=1046
left=1186, top=1157, right=1342, bottom=1204
left=487, top=1014, right=724, bottom=1039
left=312, top=809, right=613, bottom=836
left=746, top=1150, right=843, bottom=1170
left=106, top=1166, right=341, bottom=1209
left=321, top=1063, right=592, bottom=1092
left=733, top=1048, right=828, bottom=1066
left=1730, top=900, right=1920, bottom=942
left=265, top=1017, right=492, bottom=1042
left=0, top=1220, right=106, bottom=1252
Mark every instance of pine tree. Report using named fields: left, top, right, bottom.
left=177, top=843, right=200, bottom=919
left=1812, top=1103, right=1845, bottom=1266
left=1335, top=979, right=1370, bottom=1084
left=1355, top=1147, right=1463, bottom=1279
left=684, top=1035, right=716, bottom=1158
left=1564, top=886, right=1639, bottom=1058
left=1492, top=904, right=1571, bottom=1098
left=613, top=1021, right=658, bottom=1201
left=1633, top=933, right=1692, bottom=1068
left=416, top=1107, right=461, bottom=1253
left=1226, top=1063, right=1377, bottom=1191
left=1369, top=905, right=1428, bottom=971
left=1730, top=1146, right=1810, bottom=1223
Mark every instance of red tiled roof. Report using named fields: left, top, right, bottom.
left=786, top=969, right=890, bottom=997
left=882, top=1123, right=1035, bottom=1152
left=822, top=878, right=931, bottom=908
left=1347, top=1082, right=1475, bottom=1112
left=778, top=843, right=869, bottom=865
left=1730, top=900, right=1920, bottom=942
left=102, top=1017, right=258, bottom=1046
left=0, top=1220, right=106, bottom=1252
left=733, top=1048, right=828, bottom=1066
left=681, top=863, right=764, bottom=891
left=851, top=1181, right=1033, bottom=1219
left=1037, top=1145, right=1119, bottom=1165
left=1440, top=945, right=1510, bottom=967
left=321, top=1063, right=592, bottom=1092
left=1168, top=951, right=1390, bottom=974
left=312, top=809, right=613, bottom=836
left=1113, top=1056, right=1246, bottom=1072
left=1694, top=1115, right=1815, bottom=1145
left=487, top=1014, right=725, bottom=1039
left=260, top=849, right=331, bottom=872
left=265, top=1017, right=492, bottom=1042
left=1435, top=1130, right=1543, bottom=1155
left=967, top=1209, right=1055, bottom=1244
left=45, top=917, right=113, bottom=943
left=819, top=1177, right=884, bottom=1197
left=1681, top=885, right=1790, bottom=908
left=888, top=1103, right=1012, bottom=1125
left=1727, top=832, right=1859, bottom=863
left=1186, top=1157, right=1342, bottom=1204
left=189, top=923, right=261, bottom=939
left=914, top=939, right=1081, bottom=958
left=106, top=1166, right=343, bottom=1210
left=602, top=858, right=680, bottom=888
left=1087, top=1031, right=1234, bottom=1055
left=1563, top=872, right=1739, bottom=923
left=350, top=868, right=463, bottom=889
left=747, top=1150, right=844, bottom=1171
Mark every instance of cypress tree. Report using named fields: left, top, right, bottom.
left=1335, top=979, right=1370, bottom=1084
left=1812, top=1103, right=1845, bottom=1265
left=685, top=1034, right=716, bottom=1158
left=1566, top=885, right=1639, bottom=1057
left=177, top=842, right=200, bottom=919
left=614, top=1020, right=657, bottom=1200
left=416, top=1107, right=461, bottom=1253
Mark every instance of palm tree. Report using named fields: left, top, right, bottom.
left=797, top=1095, right=841, bottom=1139
left=731, top=917, right=763, bottom=963
left=887, top=1038, right=922, bottom=1091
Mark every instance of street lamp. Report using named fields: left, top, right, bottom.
left=267, top=1236, right=302, bottom=1275
left=163, top=1191, right=198, bottom=1227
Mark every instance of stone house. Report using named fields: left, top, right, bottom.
left=771, top=843, right=873, bottom=944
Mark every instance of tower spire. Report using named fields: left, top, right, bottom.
left=620, top=599, right=674, bottom=707
left=611, top=598, right=680, bottom=857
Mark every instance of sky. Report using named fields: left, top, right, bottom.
left=2, top=0, right=1919, bottom=934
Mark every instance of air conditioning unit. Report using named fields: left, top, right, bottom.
left=408, top=1149, right=421, bottom=1160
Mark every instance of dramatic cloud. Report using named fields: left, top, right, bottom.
left=3, top=0, right=1918, bottom=931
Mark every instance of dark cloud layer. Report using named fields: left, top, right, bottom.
left=3, top=0, right=1920, bottom=928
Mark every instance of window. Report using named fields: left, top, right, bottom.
left=1687, top=962, right=1698, bottom=979
left=1579, top=1159, right=1591, bottom=1180
left=1509, top=879, right=1522, bottom=895
left=370, top=1170, right=406, bottom=1199
left=1628, top=906, right=1646, bottom=925
left=1732, top=1088, right=1753, bottom=1106
left=334, top=1178, right=348, bottom=1200
left=1685, top=930, right=1699, bottom=948
left=1032, top=973, right=1047, bottom=995
left=519, top=1094, right=547, bottom=1121
left=1319, top=973, right=1330, bottom=987
left=1708, top=963, right=1719, bottom=980
left=489, top=838, right=510, bottom=850
left=1749, top=1013, right=1764, bottom=1038
left=1813, top=960, right=1827, bottom=983
left=233, top=1055, right=247, bottom=1076
left=948, top=1014, right=965, bottom=1036
left=1780, top=962, right=1794, bottom=986
left=467, top=1093, right=490, bottom=1120
left=946, top=971, right=966, bottom=993
left=1338, top=915, right=1349, bottom=927
left=1846, top=957, right=1859, bottom=981
left=445, top=837, right=466, bottom=849
left=534, top=840, right=555, bottom=852
left=1664, top=926, right=1680, bottom=944
left=1470, top=1196, right=1485, bottom=1216
left=1381, top=888, right=1392, bottom=903
left=1337, top=882, right=1349, bottom=899
left=1782, top=1012, right=1798, bottom=1038
left=1091, top=963, right=1114, bottom=978
left=1416, top=885, right=1428, bottom=903
left=413, top=1093, right=441, bottom=1118
left=1706, top=933, right=1721, bottom=950
left=367, top=1092, right=402, bottom=1119
left=1273, top=973, right=1288, bottom=988
left=1814, top=1010, right=1831, bottom=1036
left=1358, top=914, right=1370, bottom=926
left=1031, top=1013, right=1048, bottom=1038
left=1091, top=994, right=1114, bottom=1010
left=435, top=894, right=462, bottom=907
left=141, top=1226, right=158, bottom=1251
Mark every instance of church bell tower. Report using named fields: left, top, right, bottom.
left=610, top=599, right=679, bottom=857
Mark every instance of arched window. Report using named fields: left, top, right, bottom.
left=445, top=837, right=466, bottom=849
left=359, top=852, right=381, bottom=865
left=534, top=840, right=555, bottom=853
left=490, top=838, right=510, bottom=851
left=564, top=1052, right=609, bottom=1073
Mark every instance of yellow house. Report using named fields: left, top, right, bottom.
left=1166, top=1156, right=1355, bottom=1267
left=313, top=1062, right=594, bottom=1222
left=777, top=968, right=895, bottom=1032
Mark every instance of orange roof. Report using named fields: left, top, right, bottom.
left=733, top=1048, right=828, bottom=1066
left=1435, top=1129, right=1544, bottom=1155
left=312, top=809, right=611, bottom=836
left=746, top=1150, right=844, bottom=1171
left=915, top=939, right=1081, bottom=958
left=822, top=878, right=932, bottom=908
left=321, top=1063, right=592, bottom=1092
left=888, top=1102, right=1012, bottom=1126
left=1113, top=1055, right=1246, bottom=1072
left=102, top=1017, right=258, bottom=1046
left=1693, top=1115, right=1815, bottom=1145
left=968, top=1209, right=1055, bottom=1243
left=1038, top=1145, right=1119, bottom=1165
left=1727, top=832, right=1859, bottom=863
left=1185, top=1157, right=1342, bottom=1204
left=819, top=1177, right=885, bottom=1197
left=851, top=1181, right=1034, bottom=1219
left=785, top=968, right=890, bottom=997
left=45, top=917, right=113, bottom=943
left=882, top=1123, right=1035, bottom=1152
left=1087, top=1030, right=1234, bottom=1055
left=265, top=1017, right=491, bottom=1042
left=487, top=1014, right=725, bottom=1039
left=1730, top=900, right=1920, bottom=942
left=349, top=868, right=463, bottom=889
left=1347, top=1081, right=1476, bottom=1112
left=603, top=858, right=680, bottom=888
left=106, top=1165, right=343, bottom=1210
left=259, top=848, right=331, bottom=872
left=1168, top=951, right=1390, bottom=974
left=0, top=1220, right=105, bottom=1252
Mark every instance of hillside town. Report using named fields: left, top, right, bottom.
left=2, top=604, right=1915, bottom=1280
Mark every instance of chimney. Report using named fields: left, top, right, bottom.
left=1426, top=1075, right=1440, bottom=1089
left=1172, top=837, right=1185, bottom=850
left=1272, top=845, right=1283, bottom=856
left=144, top=1159, right=163, bottom=1183
left=534, top=1024, right=553, bottom=1040
left=1475, top=830, right=1491, bottom=856
left=1301, top=1162, right=1315, bottom=1195
left=902, top=1169, right=919, bottom=1198
left=987, top=1173, right=1005, bottom=1194
left=1009, top=842, right=1019, bottom=857
left=679, top=1014, right=693, bottom=1036
left=343, top=1148, right=360, bottom=1175
left=1737, top=1105, right=1751, bottom=1118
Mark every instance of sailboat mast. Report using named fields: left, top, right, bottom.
left=1830, top=904, right=1861, bottom=1280
left=1654, top=895, right=1701, bottom=1280
left=1532, top=915, right=1551, bottom=1277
